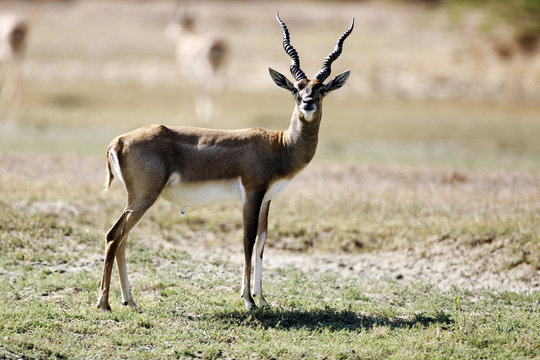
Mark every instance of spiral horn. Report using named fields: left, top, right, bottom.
left=313, top=18, right=354, bottom=82
left=276, top=12, right=307, bottom=82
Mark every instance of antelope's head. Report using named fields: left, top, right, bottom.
left=269, top=13, right=353, bottom=122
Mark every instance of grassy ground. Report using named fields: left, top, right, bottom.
left=0, top=198, right=538, bottom=359
left=1, top=0, right=539, bottom=359
left=0, top=154, right=538, bottom=359
left=0, top=249, right=538, bottom=359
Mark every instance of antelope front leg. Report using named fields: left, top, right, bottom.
left=241, top=190, right=265, bottom=310
left=254, top=200, right=271, bottom=307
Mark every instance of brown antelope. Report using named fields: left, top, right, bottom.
left=165, top=9, right=228, bottom=121
left=97, top=13, right=353, bottom=311
left=0, top=14, right=28, bottom=105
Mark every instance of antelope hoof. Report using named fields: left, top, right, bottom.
left=96, top=303, right=111, bottom=312
left=123, top=300, right=138, bottom=310
left=244, top=300, right=257, bottom=311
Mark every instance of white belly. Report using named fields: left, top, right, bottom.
left=160, top=174, right=290, bottom=208
left=263, top=179, right=290, bottom=202
left=161, top=175, right=243, bottom=207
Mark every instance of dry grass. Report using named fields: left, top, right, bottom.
left=0, top=0, right=538, bottom=292
left=1, top=153, right=538, bottom=292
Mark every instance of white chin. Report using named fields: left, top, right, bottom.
left=301, top=109, right=315, bottom=121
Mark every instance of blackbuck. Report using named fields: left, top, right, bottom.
left=97, top=13, right=353, bottom=311
left=0, top=14, right=28, bottom=104
left=166, top=9, right=229, bottom=121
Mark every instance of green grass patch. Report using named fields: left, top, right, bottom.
left=0, top=238, right=538, bottom=359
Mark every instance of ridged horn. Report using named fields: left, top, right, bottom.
left=276, top=12, right=307, bottom=82
left=313, top=18, right=354, bottom=82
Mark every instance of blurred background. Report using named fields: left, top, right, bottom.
left=1, top=0, right=539, bottom=168
left=0, top=0, right=539, bottom=299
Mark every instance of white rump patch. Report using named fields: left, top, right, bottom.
left=109, top=148, right=124, bottom=184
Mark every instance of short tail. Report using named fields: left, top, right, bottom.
left=103, top=146, right=114, bottom=193
left=103, top=139, right=124, bottom=193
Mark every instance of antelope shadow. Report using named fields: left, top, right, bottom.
left=211, top=306, right=453, bottom=332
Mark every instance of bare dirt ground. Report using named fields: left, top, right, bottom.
left=255, top=244, right=540, bottom=294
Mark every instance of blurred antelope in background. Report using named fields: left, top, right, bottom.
left=165, top=9, right=229, bottom=121
left=0, top=14, right=28, bottom=106
left=97, top=13, right=353, bottom=311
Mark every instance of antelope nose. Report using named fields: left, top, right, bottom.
left=302, top=98, right=314, bottom=106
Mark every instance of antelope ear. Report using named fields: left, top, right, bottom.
left=323, top=70, right=350, bottom=94
left=269, top=68, right=295, bottom=92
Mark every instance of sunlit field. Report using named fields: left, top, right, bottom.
left=3, top=80, right=540, bottom=168
left=1, top=0, right=539, bottom=358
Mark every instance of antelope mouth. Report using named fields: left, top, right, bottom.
left=300, top=106, right=316, bottom=121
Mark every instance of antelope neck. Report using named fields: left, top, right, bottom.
left=282, top=106, right=321, bottom=169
